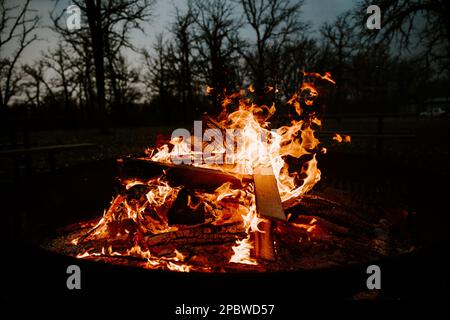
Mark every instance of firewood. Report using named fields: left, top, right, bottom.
left=77, top=194, right=124, bottom=244
left=285, top=214, right=351, bottom=236
left=143, top=222, right=246, bottom=247
left=284, top=194, right=374, bottom=233
left=118, top=158, right=252, bottom=190
left=167, top=188, right=205, bottom=226
left=251, top=165, right=286, bottom=261
left=253, top=165, right=286, bottom=221
left=251, top=219, right=275, bottom=261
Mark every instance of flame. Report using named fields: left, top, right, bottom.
left=228, top=183, right=262, bottom=264
left=76, top=244, right=192, bottom=272
left=74, top=72, right=335, bottom=270
left=76, top=251, right=91, bottom=258
left=292, top=217, right=318, bottom=233
left=333, top=133, right=351, bottom=143
left=304, top=71, right=336, bottom=84
left=301, top=83, right=318, bottom=106
left=151, top=72, right=334, bottom=204
left=229, top=237, right=257, bottom=265
left=125, top=179, right=145, bottom=190
left=144, top=248, right=191, bottom=272
left=333, top=133, right=343, bottom=143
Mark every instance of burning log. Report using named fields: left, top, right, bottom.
left=143, top=222, right=245, bottom=248
left=251, top=165, right=286, bottom=261
left=287, top=214, right=350, bottom=236
left=118, top=158, right=252, bottom=190
left=253, top=166, right=286, bottom=222
left=77, top=194, right=125, bottom=244
left=284, top=194, right=374, bottom=234
left=251, top=219, right=275, bottom=261
left=167, top=188, right=205, bottom=225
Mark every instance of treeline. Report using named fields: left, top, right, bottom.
left=1, top=0, right=449, bottom=130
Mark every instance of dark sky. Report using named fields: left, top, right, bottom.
left=5, top=0, right=357, bottom=64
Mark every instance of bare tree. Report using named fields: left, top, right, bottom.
left=277, top=37, right=319, bottom=99
left=50, top=0, right=155, bottom=130
left=110, top=54, right=142, bottom=106
left=143, top=33, right=172, bottom=121
left=356, top=0, right=450, bottom=75
left=0, top=0, right=39, bottom=111
left=42, top=43, right=76, bottom=113
left=237, top=0, right=308, bottom=101
left=22, top=59, right=58, bottom=109
left=167, top=5, right=197, bottom=120
left=320, top=12, right=354, bottom=110
left=191, top=0, right=241, bottom=112
left=22, top=60, right=45, bottom=110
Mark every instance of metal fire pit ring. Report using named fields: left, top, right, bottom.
left=6, top=152, right=449, bottom=300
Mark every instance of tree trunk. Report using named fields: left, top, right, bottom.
left=0, top=90, right=4, bottom=112
left=85, top=56, right=95, bottom=120
left=36, top=80, right=40, bottom=110
left=86, top=0, right=108, bottom=133
left=105, top=38, right=122, bottom=116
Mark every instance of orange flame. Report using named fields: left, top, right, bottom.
left=333, top=133, right=351, bottom=143
left=75, top=72, right=336, bottom=270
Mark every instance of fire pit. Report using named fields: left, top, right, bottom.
left=43, top=165, right=415, bottom=273
left=10, top=72, right=447, bottom=301
left=14, top=151, right=446, bottom=300
left=40, top=73, right=417, bottom=275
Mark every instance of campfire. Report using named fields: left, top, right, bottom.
left=44, top=72, right=414, bottom=272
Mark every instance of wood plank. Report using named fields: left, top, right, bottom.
left=253, top=165, right=286, bottom=221
left=121, top=158, right=286, bottom=221
left=251, top=165, right=285, bottom=261
left=251, top=219, right=275, bottom=261
left=118, top=158, right=252, bottom=190
left=120, top=157, right=287, bottom=220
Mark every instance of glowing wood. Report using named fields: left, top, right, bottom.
left=251, top=165, right=286, bottom=261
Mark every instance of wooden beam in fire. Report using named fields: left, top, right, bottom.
left=118, top=158, right=252, bottom=190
